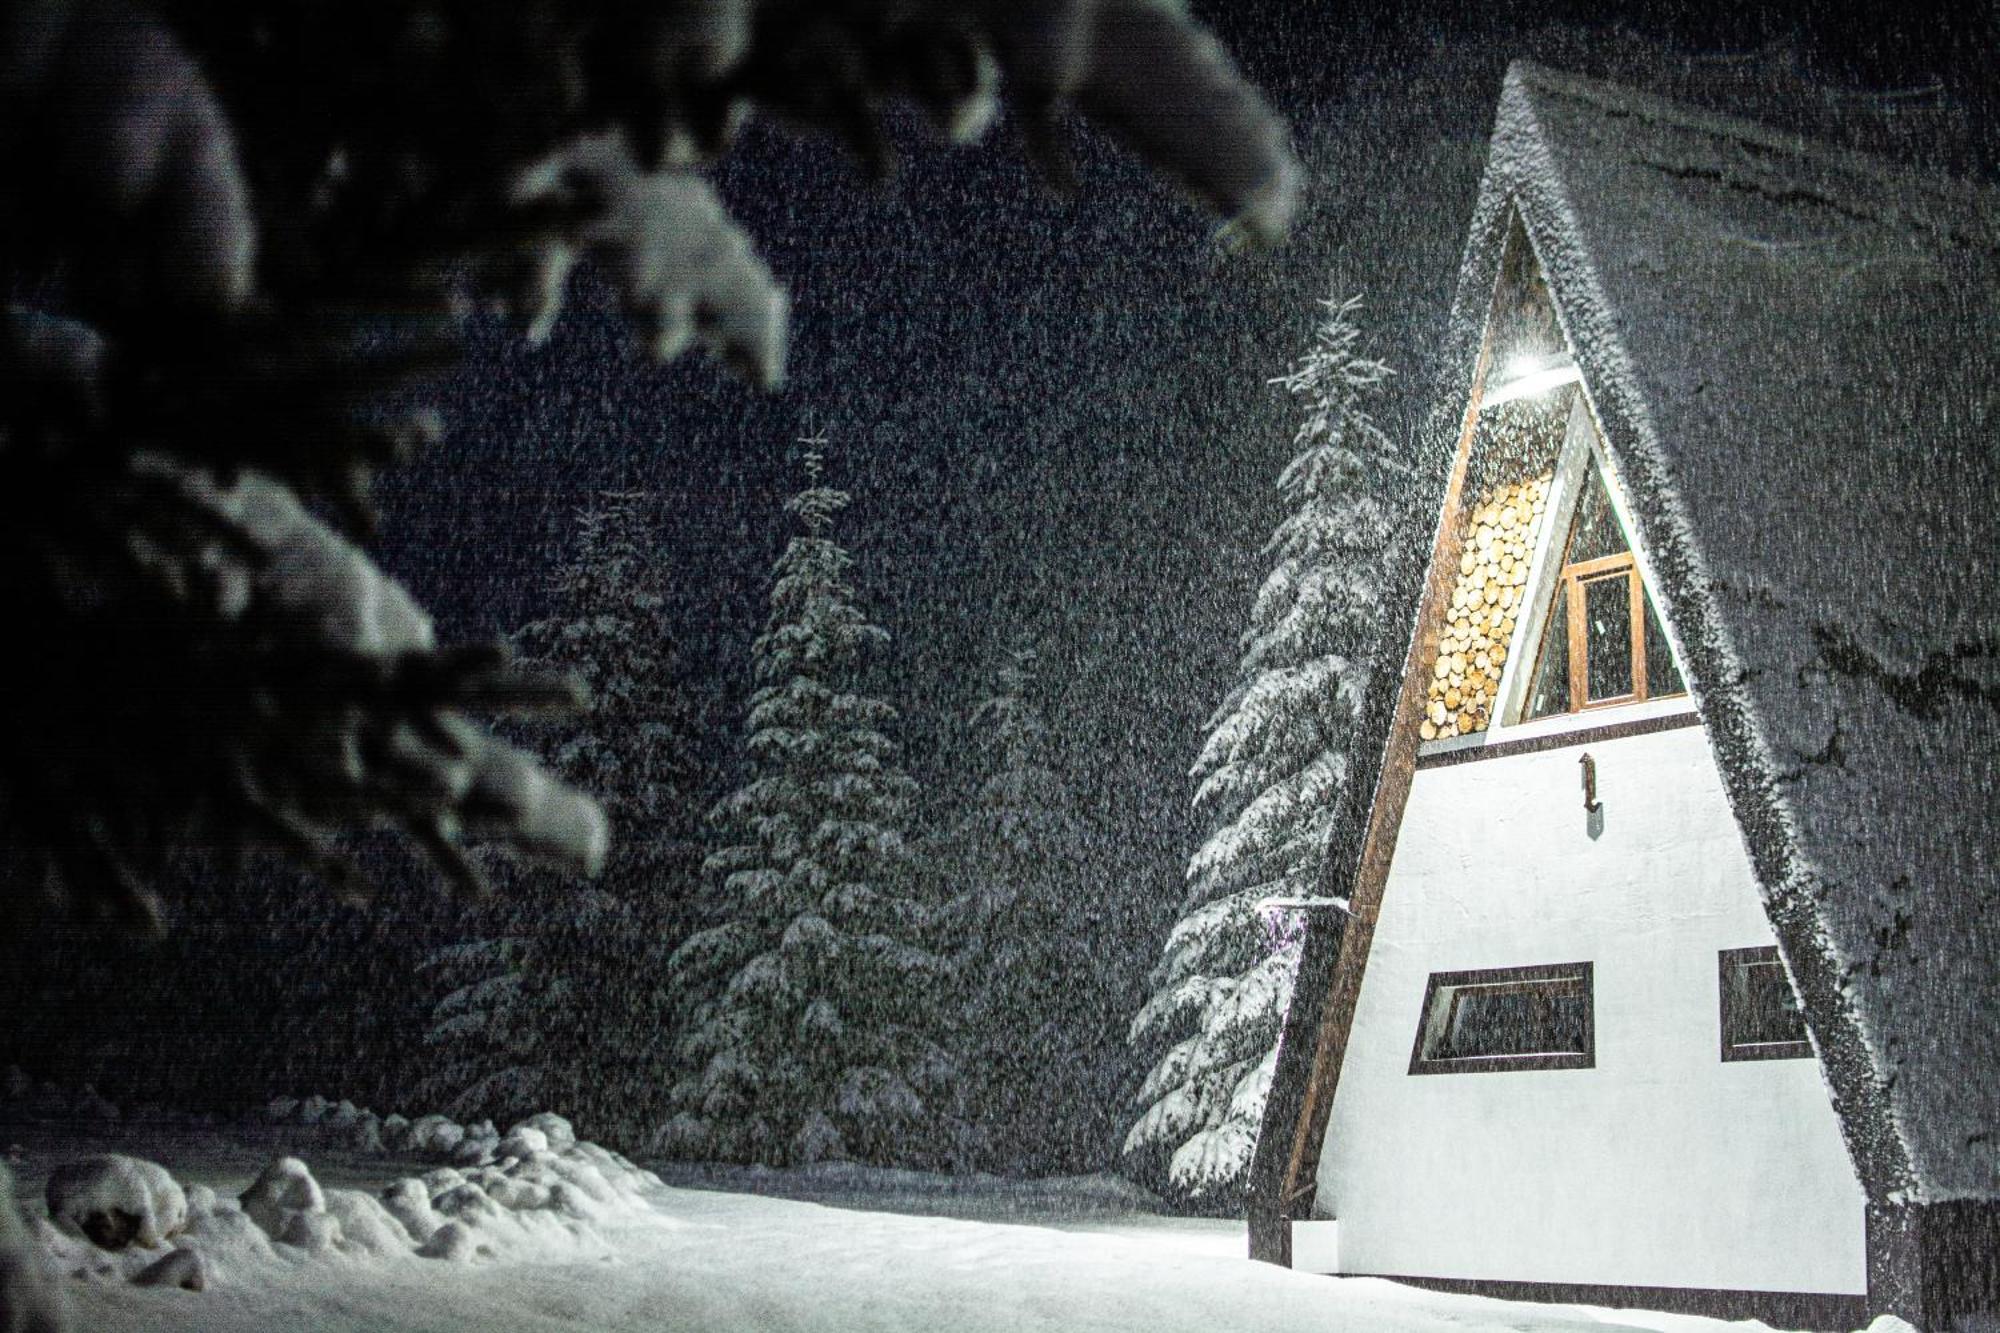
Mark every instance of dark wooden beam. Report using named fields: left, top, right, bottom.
left=1413, top=709, right=1700, bottom=771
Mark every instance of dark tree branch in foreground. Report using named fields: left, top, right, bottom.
left=0, top=0, right=1299, bottom=931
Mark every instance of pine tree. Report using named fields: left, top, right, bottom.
left=417, top=929, right=550, bottom=1119
left=1125, top=294, right=1399, bottom=1206
left=660, top=441, right=953, bottom=1167
left=943, top=643, right=1097, bottom=1173
left=423, top=492, right=706, bottom=1139
left=514, top=492, right=707, bottom=865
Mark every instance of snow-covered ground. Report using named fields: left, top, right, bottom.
left=3, top=1117, right=1901, bottom=1333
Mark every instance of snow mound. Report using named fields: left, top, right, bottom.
left=452, top=1121, right=499, bottom=1165
left=253, top=1096, right=599, bottom=1171
left=324, top=1189, right=414, bottom=1257
left=0, top=1162, right=66, bottom=1333
left=415, top=1220, right=489, bottom=1262
left=131, top=1246, right=207, bottom=1291
left=239, top=1156, right=323, bottom=1238
left=498, top=1126, right=549, bottom=1160
left=380, top=1177, right=443, bottom=1244
left=45, top=1155, right=187, bottom=1250
left=22, top=1131, right=668, bottom=1309
left=179, top=1192, right=277, bottom=1265
left=383, top=1135, right=663, bottom=1259
left=510, top=1112, right=576, bottom=1152
left=242, top=1167, right=414, bottom=1261
left=409, top=1113, right=464, bottom=1155
left=375, top=1149, right=633, bottom=1265
left=259, top=1093, right=394, bottom=1152
left=278, top=1209, right=342, bottom=1253
left=217, top=1136, right=661, bottom=1275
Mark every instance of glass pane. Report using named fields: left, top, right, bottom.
left=1727, top=961, right=1807, bottom=1048
left=1643, top=587, right=1685, bottom=698
left=1434, top=980, right=1589, bottom=1060
left=1567, top=464, right=1629, bottom=563
left=1524, top=589, right=1570, bottom=719
left=1583, top=574, right=1633, bottom=702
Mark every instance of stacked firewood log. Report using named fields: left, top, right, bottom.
left=1420, top=472, right=1553, bottom=741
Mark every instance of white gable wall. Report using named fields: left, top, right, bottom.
left=1312, top=721, right=1867, bottom=1293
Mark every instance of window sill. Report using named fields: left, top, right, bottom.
left=1721, top=1040, right=1815, bottom=1063
left=1409, top=1051, right=1595, bottom=1076
left=1415, top=695, right=1699, bottom=769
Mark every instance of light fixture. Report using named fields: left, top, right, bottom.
left=1484, top=351, right=1581, bottom=407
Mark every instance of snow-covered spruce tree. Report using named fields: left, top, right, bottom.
left=423, top=492, right=708, bottom=1138
left=942, top=643, right=1098, bottom=1173
left=417, top=928, right=550, bottom=1120
left=1125, top=294, right=1399, bottom=1207
left=513, top=492, right=707, bottom=862
left=660, top=447, right=954, bottom=1167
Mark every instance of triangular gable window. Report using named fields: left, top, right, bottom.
left=1519, top=455, right=1684, bottom=720
left=1414, top=216, right=1687, bottom=747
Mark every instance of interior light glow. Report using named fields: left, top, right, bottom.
left=1485, top=355, right=1581, bottom=407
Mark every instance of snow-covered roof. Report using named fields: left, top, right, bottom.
left=1258, top=62, right=2000, bottom=1215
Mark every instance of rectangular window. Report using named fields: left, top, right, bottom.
left=1409, top=962, right=1595, bottom=1075
left=1719, top=946, right=1812, bottom=1061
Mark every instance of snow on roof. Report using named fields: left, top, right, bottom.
left=1492, top=62, right=1999, bottom=1205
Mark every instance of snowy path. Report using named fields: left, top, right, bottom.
left=10, top=1124, right=1795, bottom=1333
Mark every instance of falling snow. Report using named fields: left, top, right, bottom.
left=0, top=3, right=1992, bottom=1331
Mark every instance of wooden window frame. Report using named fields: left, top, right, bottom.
left=1566, top=552, right=1644, bottom=709
left=1718, top=946, right=1813, bottom=1062
left=1529, top=544, right=1685, bottom=716
left=1408, top=961, right=1596, bottom=1075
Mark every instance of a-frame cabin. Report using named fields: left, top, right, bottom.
left=1248, top=63, right=1999, bottom=1331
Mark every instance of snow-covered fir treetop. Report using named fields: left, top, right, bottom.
left=972, top=648, right=1054, bottom=776
left=786, top=445, right=851, bottom=533
left=510, top=489, right=703, bottom=838
left=1268, top=294, right=1396, bottom=465
left=952, top=644, right=1070, bottom=896
left=754, top=450, right=890, bottom=687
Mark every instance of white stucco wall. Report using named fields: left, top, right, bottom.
left=1313, top=721, right=1867, bottom=1294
